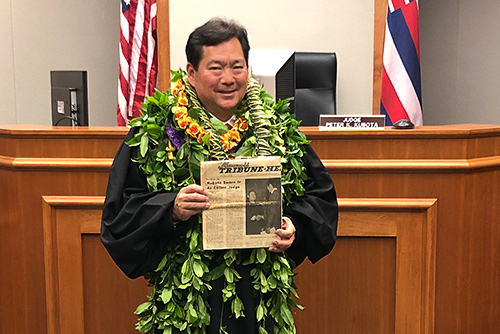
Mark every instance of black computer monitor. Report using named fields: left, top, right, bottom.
left=50, top=71, right=88, bottom=126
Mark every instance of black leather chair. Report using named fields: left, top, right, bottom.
left=294, top=52, right=337, bottom=126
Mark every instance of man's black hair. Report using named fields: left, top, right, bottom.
left=185, top=18, right=250, bottom=70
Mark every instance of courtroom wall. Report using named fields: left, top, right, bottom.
left=169, top=0, right=375, bottom=118
left=1, top=0, right=499, bottom=127
left=0, top=0, right=119, bottom=126
left=420, top=0, right=500, bottom=125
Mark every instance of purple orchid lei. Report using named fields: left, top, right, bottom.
left=166, top=113, right=186, bottom=150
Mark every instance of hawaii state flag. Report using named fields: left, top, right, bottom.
left=380, top=0, right=423, bottom=126
left=117, top=0, right=157, bottom=126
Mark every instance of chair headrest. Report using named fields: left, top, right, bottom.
left=295, top=52, right=337, bottom=89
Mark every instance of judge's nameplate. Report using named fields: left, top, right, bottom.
left=319, top=115, right=386, bottom=130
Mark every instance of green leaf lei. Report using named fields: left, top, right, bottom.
left=127, top=69, right=310, bottom=334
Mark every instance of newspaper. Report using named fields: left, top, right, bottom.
left=200, top=156, right=282, bottom=250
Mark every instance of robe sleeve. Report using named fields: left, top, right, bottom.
left=284, top=145, right=338, bottom=266
left=100, top=128, right=188, bottom=279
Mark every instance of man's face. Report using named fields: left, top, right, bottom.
left=187, top=37, right=249, bottom=121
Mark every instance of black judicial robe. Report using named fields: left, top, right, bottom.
left=100, top=128, right=338, bottom=333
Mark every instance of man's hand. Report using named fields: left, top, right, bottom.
left=269, top=217, right=296, bottom=253
left=172, top=184, right=210, bottom=221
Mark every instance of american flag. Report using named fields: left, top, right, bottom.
left=380, top=0, right=423, bottom=126
left=117, top=0, right=157, bottom=126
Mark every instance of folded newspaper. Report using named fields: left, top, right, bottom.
left=200, top=156, right=282, bottom=250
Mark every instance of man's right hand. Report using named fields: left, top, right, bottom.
left=172, top=184, right=210, bottom=221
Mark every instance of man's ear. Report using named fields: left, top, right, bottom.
left=186, top=63, right=196, bottom=87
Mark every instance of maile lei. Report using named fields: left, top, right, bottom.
left=126, top=69, right=309, bottom=334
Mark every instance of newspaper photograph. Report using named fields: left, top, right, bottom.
left=200, top=156, right=282, bottom=250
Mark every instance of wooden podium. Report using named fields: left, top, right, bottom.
left=0, top=124, right=499, bottom=333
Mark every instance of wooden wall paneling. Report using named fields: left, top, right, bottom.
left=459, top=168, right=500, bottom=332
left=0, top=126, right=126, bottom=333
left=10, top=169, right=112, bottom=333
left=0, top=166, right=20, bottom=332
left=43, top=197, right=86, bottom=333
left=157, top=0, right=171, bottom=91
left=294, top=198, right=437, bottom=334
left=302, top=125, right=500, bottom=333
left=310, top=236, right=397, bottom=332
left=303, top=125, right=500, bottom=160
left=0, top=126, right=126, bottom=158
left=373, top=0, right=387, bottom=115
left=2, top=125, right=499, bottom=332
left=42, top=196, right=150, bottom=334
left=42, top=196, right=436, bottom=334
left=330, top=171, right=499, bottom=334
left=81, top=235, right=151, bottom=333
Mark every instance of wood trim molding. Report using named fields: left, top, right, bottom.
left=0, top=157, right=113, bottom=170
left=300, top=124, right=500, bottom=139
left=338, top=197, right=437, bottom=210
left=373, top=0, right=388, bottom=115
left=0, top=126, right=128, bottom=137
left=335, top=197, right=437, bottom=333
left=3, top=156, right=498, bottom=172
left=42, top=196, right=103, bottom=333
left=323, top=156, right=500, bottom=172
left=42, top=196, right=436, bottom=333
left=157, top=0, right=170, bottom=91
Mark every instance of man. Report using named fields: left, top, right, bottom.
left=101, top=18, right=338, bottom=333
left=173, top=25, right=296, bottom=251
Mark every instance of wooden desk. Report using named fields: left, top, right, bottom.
left=1, top=124, right=499, bottom=333
left=298, top=124, right=500, bottom=333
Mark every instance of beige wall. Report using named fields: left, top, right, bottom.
left=0, top=0, right=17, bottom=124
left=0, top=0, right=119, bottom=126
left=420, top=0, right=500, bottom=125
left=169, top=0, right=375, bottom=117
left=0, top=0, right=499, bottom=126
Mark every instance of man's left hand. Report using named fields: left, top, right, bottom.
left=269, top=217, right=296, bottom=253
